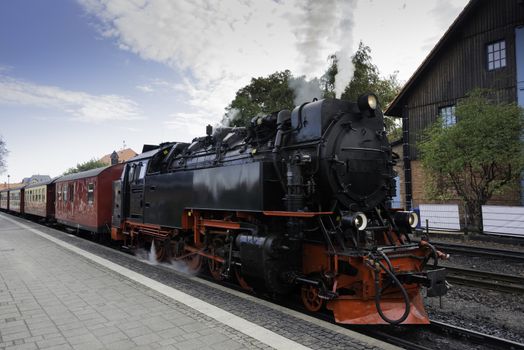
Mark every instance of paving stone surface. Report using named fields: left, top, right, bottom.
left=0, top=216, right=268, bottom=350
left=0, top=213, right=389, bottom=350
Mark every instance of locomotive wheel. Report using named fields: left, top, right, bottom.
left=184, top=253, right=203, bottom=273
left=235, top=267, right=253, bottom=292
left=208, top=238, right=226, bottom=281
left=208, top=258, right=224, bottom=281
left=154, top=240, right=168, bottom=262
left=301, top=285, right=323, bottom=312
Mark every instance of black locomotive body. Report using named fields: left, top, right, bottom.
left=111, top=95, right=448, bottom=325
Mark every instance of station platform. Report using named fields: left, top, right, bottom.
left=0, top=213, right=398, bottom=350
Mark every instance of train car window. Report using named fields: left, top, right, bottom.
left=87, top=183, right=94, bottom=205
left=138, top=160, right=148, bottom=180
left=57, top=185, right=62, bottom=202
left=63, top=184, right=68, bottom=202
left=128, top=164, right=136, bottom=183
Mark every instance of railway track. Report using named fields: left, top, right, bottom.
left=434, top=242, right=524, bottom=261
left=442, top=265, right=524, bottom=293
left=428, top=320, right=524, bottom=350
left=350, top=320, right=524, bottom=350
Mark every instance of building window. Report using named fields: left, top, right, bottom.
left=87, top=183, right=94, bottom=205
left=487, top=40, right=506, bottom=71
left=439, top=105, right=456, bottom=127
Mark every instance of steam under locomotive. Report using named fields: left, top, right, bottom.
left=110, top=94, right=448, bottom=325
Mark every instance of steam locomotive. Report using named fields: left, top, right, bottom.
left=109, top=95, right=448, bottom=325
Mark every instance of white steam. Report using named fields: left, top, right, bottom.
left=79, top=0, right=356, bottom=125
left=289, top=77, right=322, bottom=105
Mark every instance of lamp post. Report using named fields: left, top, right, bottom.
left=7, top=174, right=9, bottom=189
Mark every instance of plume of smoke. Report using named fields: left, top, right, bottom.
left=221, top=108, right=240, bottom=127
left=293, top=0, right=356, bottom=97
left=334, top=48, right=354, bottom=98
left=289, top=76, right=322, bottom=105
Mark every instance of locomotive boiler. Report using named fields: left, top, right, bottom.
left=111, top=95, right=448, bottom=325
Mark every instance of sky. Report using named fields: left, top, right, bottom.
left=0, top=0, right=468, bottom=183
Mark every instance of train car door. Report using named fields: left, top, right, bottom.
left=129, top=160, right=148, bottom=221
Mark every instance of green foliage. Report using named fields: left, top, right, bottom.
left=337, top=42, right=401, bottom=137
left=225, top=70, right=295, bottom=127
left=0, top=136, right=7, bottom=174
left=225, top=42, right=402, bottom=137
left=419, top=89, right=524, bottom=231
left=64, top=158, right=108, bottom=175
left=320, top=54, right=338, bottom=99
left=340, top=42, right=401, bottom=109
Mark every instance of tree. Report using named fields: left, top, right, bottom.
left=325, top=42, right=402, bottom=137
left=64, top=158, right=108, bottom=175
left=320, top=54, right=338, bottom=99
left=0, top=137, right=7, bottom=174
left=225, top=70, right=295, bottom=127
left=419, top=89, right=524, bottom=232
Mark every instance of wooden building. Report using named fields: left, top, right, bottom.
left=386, top=0, right=524, bottom=209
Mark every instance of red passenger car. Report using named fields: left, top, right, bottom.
left=8, top=186, right=25, bottom=214
left=24, top=178, right=60, bottom=219
left=0, top=189, right=9, bottom=211
left=55, top=164, right=124, bottom=233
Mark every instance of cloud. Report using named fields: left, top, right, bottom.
left=136, top=84, right=154, bottom=93
left=0, top=64, right=12, bottom=73
left=135, top=78, right=179, bottom=93
left=78, top=0, right=356, bottom=123
left=0, top=75, right=140, bottom=123
left=164, top=111, right=215, bottom=138
left=429, top=0, right=464, bottom=31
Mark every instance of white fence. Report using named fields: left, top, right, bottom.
left=482, top=206, right=524, bottom=237
left=418, top=204, right=461, bottom=231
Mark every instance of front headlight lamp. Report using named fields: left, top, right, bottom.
left=358, top=93, right=379, bottom=111
left=341, top=212, right=368, bottom=231
left=394, top=211, right=419, bottom=229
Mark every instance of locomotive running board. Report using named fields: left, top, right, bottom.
left=326, top=293, right=429, bottom=325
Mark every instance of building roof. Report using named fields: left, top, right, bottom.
left=57, top=166, right=113, bottom=182
left=0, top=183, right=23, bottom=191
left=24, top=176, right=62, bottom=189
left=22, top=175, right=52, bottom=184
left=100, top=148, right=137, bottom=165
left=385, top=0, right=479, bottom=117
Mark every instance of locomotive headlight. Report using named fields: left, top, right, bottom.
left=408, top=212, right=419, bottom=228
left=341, top=212, right=368, bottom=231
left=394, top=211, right=419, bottom=229
left=358, top=93, right=379, bottom=111
left=367, top=95, right=377, bottom=110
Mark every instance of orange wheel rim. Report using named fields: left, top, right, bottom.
left=185, top=254, right=203, bottom=273
left=208, top=258, right=223, bottom=280
left=301, top=285, right=323, bottom=312
left=235, top=268, right=253, bottom=292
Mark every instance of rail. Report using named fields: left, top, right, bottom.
left=434, top=242, right=524, bottom=262
left=442, top=265, right=524, bottom=294
left=429, top=320, right=524, bottom=350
